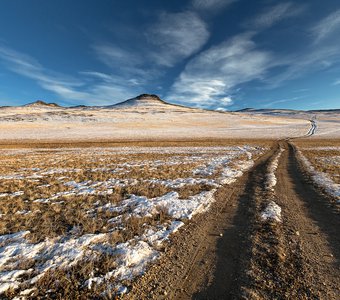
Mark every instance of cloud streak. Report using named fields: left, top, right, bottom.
left=0, top=45, right=140, bottom=105
left=333, top=79, right=340, bottom=86
left=169, top=4, right=340, bottom=109
left=146, top=11, right=209, bottom=67
left=311, top=9, right=340, bottom=43
left=262, top=96, right=306, bottom=108
left=246, top=2, right=305, bottom=29
left=168, top=33, right=276, bottom=108
left=192, top=0, right=237, bottom=12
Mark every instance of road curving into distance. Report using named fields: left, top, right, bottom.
left=125, top=119, right=339, bottom=299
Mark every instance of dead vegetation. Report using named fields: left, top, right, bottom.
left=294, top=139, right=340, bottom=184
left=0, top=142, right=270, bottom=299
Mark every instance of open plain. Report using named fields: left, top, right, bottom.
left=0, top=96, right=339, bottom=299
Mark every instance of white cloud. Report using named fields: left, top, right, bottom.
left=262, top=96, right=306, bottom=108
left=265, top=45, right=340, bottom=88
left=91, top=44, right=153, bottom=80
left=0, top=46, right=82, bottom=90
left=192, top=0, right=237, bottom=12
left=312, top=10, right=340, bottom=43
left=333, top=79, right=340, bottom=86
left=168, top=33, right=275, bottom=108
left=0, top=45, right=140, bottom=105
left=93, top=44, right=141, bottom=69
left=93, top=11, right=209, bottom=70
left=169, top=13, right=338, bottom=108
left=147, top=11, right=209, bottom=67
left=247, top=2, right=305, bottom=29
left=93, top=13, right=209, bottom=73
left=215, top=107, right=228, bottom=112
left=261, top=10, right=340, bottom=88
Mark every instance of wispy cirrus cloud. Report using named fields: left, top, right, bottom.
left=0, top=45, right=140, bottom=105
left=92, top=11, right=209, bottom=80
left=146, top=11, right=209, bottom=67
left=262, top=96, right=306, bottom=108
left=191, top=0, right=237, bottom=13
left=91, top=44, right=154, bottom=83
left=265, top=45, right=340, bottom=88
left=311, top=9, right=340, bottom=43
left=246, top=2, right=305, bottom=29
left=169, top=4, right=340, bottom=109
left=265, top=10, right=340, bottom=87
left=333, top=79, right=340, bottom=86
left=168, top=33, right=277, bottom=108
left=0, top=46, right=85, bottom=97
left=93, top=44, right=142, bottom=69
left=167, top=2, right=307, bottom=108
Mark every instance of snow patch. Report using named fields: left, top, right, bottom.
left=261, top=201, right=282, bottom=222
left=266, top=148, right=284, bottom=190
left=0, top=232, right=107, bottom=293
left=297, top=150, right=340, bottom=201
left=93, top=190, right=216, bottom=220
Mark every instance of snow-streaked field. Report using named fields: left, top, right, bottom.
left=295, top=143, right=340, bottom=202
left=239, top=109, right=340, bottom=139
left=0, top=144, right=267, bottom=298
left=0, top=103, right=310, bottom=142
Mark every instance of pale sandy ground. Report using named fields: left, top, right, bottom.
left=0, top=104, right=311, bottom=142
left=311, top=114, right=340, bottom=138
left=1, top=95, right=339, bottom=142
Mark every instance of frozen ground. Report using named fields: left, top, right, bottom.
left=0, top=99, right=310, bottom=141
left=0, top=145, right=266, bottom=297
left=239, top=109, right=340, bottom=139
left=297, top=149, right=340, bottom=202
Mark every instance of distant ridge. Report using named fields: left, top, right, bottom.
left=236, top=108, right=298, bottom=112
left=6, top=97, right=339, bottom=112
left=236, top=108, right=340, bottom=114
left=24, top=100, right=60, bottom=108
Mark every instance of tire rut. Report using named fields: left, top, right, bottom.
left=238, top=141, right=339, bottom=299
left=273, top=142, right=340, bottom=298
left=125, top=138, right=340, bottom=299
left=125, top=146, right=277, bottom=300
left=233, top=144, right=314, bottom=299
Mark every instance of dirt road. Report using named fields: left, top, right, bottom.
left=126, top=140, right=339, bottom=299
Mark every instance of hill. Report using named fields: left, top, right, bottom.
left=0, top=94, right=338, bottom=141
left=24, top=100, right=60, bottom=108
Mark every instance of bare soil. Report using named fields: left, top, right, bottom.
left=126, top=141, right=340, bottom=299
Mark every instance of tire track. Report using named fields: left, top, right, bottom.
left=126, top=120, right=339, bottom=299
left=126, top=146, right=277, bottom=300
left=236, top=140, right=339, bottom=299
left=306, top=118, right=317, bottom=137
left=275, top=142, right=340, bottom=297
left=233, top=143, right=317, bottom=299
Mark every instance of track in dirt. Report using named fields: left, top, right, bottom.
left=126, top=122, right=339, bottom=299
left=126, top=146, right=278, bottom=300
left=182, top=142, right=338, bottom=299
left=273, top=142, right=340, bottom=298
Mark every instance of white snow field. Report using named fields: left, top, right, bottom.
left=239, top=109, right=340, bottom=139
left=0, top=145, right=266, bottom=297
left=0, top=95, right=311, bottom=142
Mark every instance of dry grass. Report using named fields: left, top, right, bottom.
left=0, top=138, right=275, bottom=148
left=294, top=139, right=340, bottom=184
left=0, top=141, right=270, bottom=298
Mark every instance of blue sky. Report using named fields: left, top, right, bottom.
left=0, top=0, right=339, bottom=110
